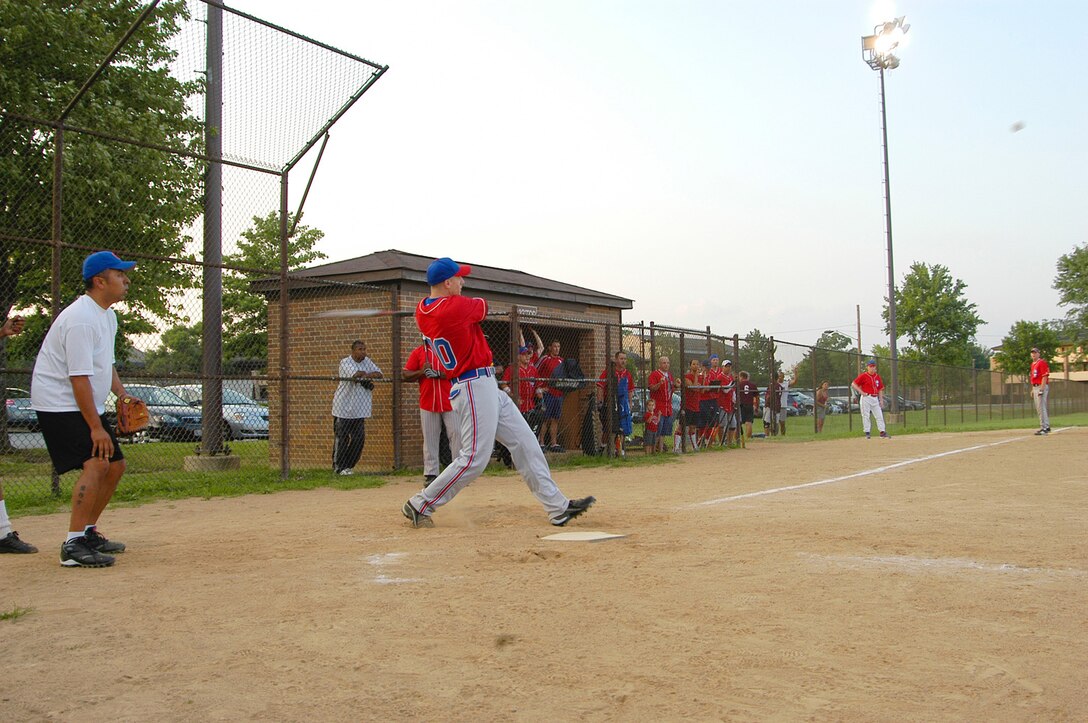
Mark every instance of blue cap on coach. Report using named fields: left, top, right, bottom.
left=426, top=257, right=472, bottom=286
left=82, top=251, right=136, bottom=281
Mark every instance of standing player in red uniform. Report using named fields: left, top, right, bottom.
left=402, top=258, right=595, bottom=528
left=647, top=356, right=677, bottom=453
left=851, top=360, right=888, bottom=439
left=718, top=359, right=738, bottom=447
left=403, top=344, right=461, bottom=486
left=500, top=346, right=540, bottom=415
left=1029, top=346, right=1050, bottom=435
left=535, top=340, right=564, bottom=451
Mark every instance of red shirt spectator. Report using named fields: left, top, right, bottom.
left=536, top=342, right=564, bottom=398
left=502, top=347, right=539, bottom=413
left=647, top=359, right=677, bottom=417
left=404, top=344, right=452, bottom=413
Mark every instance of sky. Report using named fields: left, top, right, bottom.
left=225, top=0, right=1087, bottom=352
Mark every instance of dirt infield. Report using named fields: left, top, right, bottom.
left=4, top=428, right=1086, bottom=721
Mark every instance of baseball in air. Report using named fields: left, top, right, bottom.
left=1010, top=121, right=1025, bottom=133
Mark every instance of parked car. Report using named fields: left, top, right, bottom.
left=107, top=384, right=203, bottom=441
left=896, top=395, right=926, bottom=411
left=165, top=385, right=269, bottom=440
left=5, top=392, right=38, bottom=430
left=825, top=398, right=850, bottom=414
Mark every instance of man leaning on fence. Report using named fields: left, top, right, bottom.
left=30, top=252, right=140, bottom=568
left=332, top=340, right=383, bottom=475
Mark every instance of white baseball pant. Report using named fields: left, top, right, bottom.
left=1032, top=385, right=1049, bottom=430
left=409, top=372, right=569, bottom=521
left=860, top=394, right=886, bottom=434
left=420, top=408, right=461, bottom=477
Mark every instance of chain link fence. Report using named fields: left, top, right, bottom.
left=2, top=3, right=1085, bottom=506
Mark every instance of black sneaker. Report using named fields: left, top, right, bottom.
left=402, top=501, right=434, bottom=528
left=551, top=496, right=596, bottom=527
left=60, top=537, right=115, bottom=568
left=879, top=431, right=889, bottom=438
left=1034, top=429, right=1047, bottom=436
left=84, top=527, right=126, bottom=553
left=0, top=531, right=38, bottom=554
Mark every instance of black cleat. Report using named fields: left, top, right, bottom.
left=0, top=531, right=38, bottom=554
left=60, top=538, right=115, bottom=568
left=1034, top=428, right=1048, bottom=436
left=84, top=527, right=126, bottom=553
left=402, top=501, right=434, bottom=528
left=551, top=496, right=596, bottom=527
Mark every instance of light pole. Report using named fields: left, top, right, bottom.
left=862, top=16, right=909, bottom=414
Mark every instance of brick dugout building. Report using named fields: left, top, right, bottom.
left=258, top=250, right=633, bottom=472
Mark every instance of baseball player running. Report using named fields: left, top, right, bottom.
left=851, top=359, right=889, bottom=439
left=402, top=258, right=596, bottom=528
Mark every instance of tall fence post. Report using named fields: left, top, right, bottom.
left=510, top=306, right=521, bottom=409
left=278, top=171, right=290, bottom=479
left=679, top=331, right=687, bottom=452
left=49, top=127, right=64, bottom=496
left=391, top=285, right=402, bottom=470
left=811, top=344, right=818, bottom=434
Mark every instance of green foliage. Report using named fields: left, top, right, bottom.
left=738, top=328, right=779, bottom=385
left=793, top=330, right=858, bottom=387
left=0, top=605, right=31, bottom=622
left=992, top=321, right=1061, bottom=377
left=884, top=262, right=984, bottom=367
left=222, top=212, right=326, bottom=367
left=1054, top=243, right=1088, bottom=334
left=144, top=322, right=203, bottom=374
left=0, top=0, right=203, bottom=341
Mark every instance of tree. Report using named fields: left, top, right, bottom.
left=885, top=262, right=984, bottom=367
left=738, top=329, right=779, bottom=386
left=221, top=212, right=326, bottom=366
left=992, top=321, right=1060, bottom=378
left=1054, top=243, right=1088, bottom=335
left=0, top=1, right=203, bottom=336
left=793, top=330, right=858, bottom=388
left=144, top=322, right=204, bottom=374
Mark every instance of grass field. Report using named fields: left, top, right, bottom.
left=2, top=412, right=1085, bottom=518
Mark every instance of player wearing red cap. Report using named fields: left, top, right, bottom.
left=402, top=258, right=595, bottom=528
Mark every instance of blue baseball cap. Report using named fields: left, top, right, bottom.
left=709, top=354, right=719, bottom=360
left=518, top=346, right=530, bottom=354
left=426, top=257, right=471, bottom=286
left=83, top=251, right=136, bottom=281
left=867, top=359, right=877, bottom=366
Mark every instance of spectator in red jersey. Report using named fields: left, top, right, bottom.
left=647, top=356, right=678, bottom=453
left=683, top=359, right=705, bottom=450
left=535, top=340, right=565, bottom=451
left=642, top=398, right=661, bottom=455
left=403, top=344, right=461, bottom=486
left=500, top=346, right=540, bottom=415
left=737, top=371, right=759, bottom=439
left=702, top=355, right=725, bottom=446
left=1029, top=346, right=1050, bottom=435
left=596, top=350, right=633, bottom=457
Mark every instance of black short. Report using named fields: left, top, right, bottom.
left=36, top=411, right=123, bottom=475
left=740, top=405, right=754, bottom=423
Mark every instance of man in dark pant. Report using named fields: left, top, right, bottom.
left=333, top=417, right=366, bottom=473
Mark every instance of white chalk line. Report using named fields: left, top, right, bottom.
left=687, top=428, right=1070, bottom=509
left=799, top=552, right=1087, bottom=578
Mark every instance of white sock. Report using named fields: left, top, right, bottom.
left=66, top=531, right=84, bottom=543
left=0, top=500, right=11, bottom=537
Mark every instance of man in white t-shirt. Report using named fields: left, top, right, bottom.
left=31, top=251, right=142, bottom=568
left=331, top=340, right=383, bottom=474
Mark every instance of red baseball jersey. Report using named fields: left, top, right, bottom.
left=415, top=294, right=492, bottom=379
left=647, top=369, right=676, bottom=416
left=596, top=367, right=634, bottom=393
left=502, top=362, right=539, bottom=412
left=404, top=344, right=453, bottom=413
left=683, top=372, right=702, bottom=412
left=644, top=410, right=660, bottom=432
left=719, top=372, right=735, bottom=412
left=705, top=367, right=724, bottom=403
left=853, top=371, right=884, bottom=395
left=536, top=354, right=564, bottom=398
left=1030, top=359, right=1050, bottom=385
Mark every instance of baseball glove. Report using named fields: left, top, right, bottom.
left=116, top=395, right=150, bottom=435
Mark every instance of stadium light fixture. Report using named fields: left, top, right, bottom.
left=861, top=16, right=909, bottom=414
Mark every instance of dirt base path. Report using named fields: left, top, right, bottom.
left=4, top=428, right=1087, bottom=721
